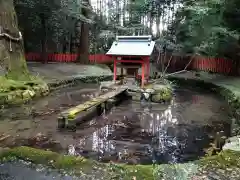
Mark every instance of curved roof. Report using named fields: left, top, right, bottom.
left=106, top=35, right=155, bottom=56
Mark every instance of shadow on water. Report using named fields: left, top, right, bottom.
left=0, top=86, right=231, bottom=166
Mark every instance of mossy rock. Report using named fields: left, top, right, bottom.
left=0, top=146, right=154, bottom=180
left=150, top=84, right=173, bottom=103
left=0, top=77, right=49, bottom=105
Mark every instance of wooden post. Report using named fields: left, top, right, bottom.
left=113, top=58, right=117, bottom=82
left=146, top=57, right=150, bottom=82
left=120, top=67, right=123, bottom=84
left=141, top=62, right=145, bottom=88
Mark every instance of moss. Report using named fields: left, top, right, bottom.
left=0, top=76, right=49, bottom=105
left=0, top=76, right=44, bottom=93
left=0, top=146, right=94, bottom=169
left=151, top=86, right=173, bottom=103
left=0, top=146, right=155, bottom=179
left=199, top=150, right=240, bottom=169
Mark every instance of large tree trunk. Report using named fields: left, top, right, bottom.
left=77, top=0, right=91, bottom=64
left=39, top=13, right=47, bottom=64
left=0, top=0, right=30, bottom=80
left=156, top=8, right=161, bottom=37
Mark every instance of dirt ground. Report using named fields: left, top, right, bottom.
left=27, top=62, right=113, bottom=83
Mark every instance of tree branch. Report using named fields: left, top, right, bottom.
left=165, top=54, right=195, bottom=77
left=163, top=54, right=173, bottom=74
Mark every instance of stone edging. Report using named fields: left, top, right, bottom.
left=0, top=75, right=113, bottom=106
left=47, top=75, right=113, bottom=91
left=167, top=76, right=240, bottom=133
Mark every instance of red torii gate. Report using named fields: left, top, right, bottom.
left=106, top=35, right=155, bottom=88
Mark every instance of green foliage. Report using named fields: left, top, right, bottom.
left=15, top=0, right=93, bottom=52
left=171, top=0, right=240, bottom=58
left=14, top=0, right=240, bottom=60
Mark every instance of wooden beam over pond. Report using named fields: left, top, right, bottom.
left=58, top=85, right=128, bottom=130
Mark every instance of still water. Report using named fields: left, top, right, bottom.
left=67, top=88, right=231, bottom=164
left=0, top=86, right=232, bottom=179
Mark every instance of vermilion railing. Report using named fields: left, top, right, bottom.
left=25, top=53, right=234, bottom=74
left=191, top=56, right=233, bottom=74
left=166, top=55, right=233, bottom=74
left=25, top=53, right=113, bottom=63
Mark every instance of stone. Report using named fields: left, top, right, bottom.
left=7, top=94, right=14, bottom=101
left=33, top=86, right=40, bottom=92
left=22, top=91, right=31, bottom=100
left=22, top=90, right=35, bottom=100
left=151, top=85, right=172, bottom=103
left=100, top=81, right=115, bottom=90
left=222, top=136, right=240, bottom=151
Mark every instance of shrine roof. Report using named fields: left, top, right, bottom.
left=106, top=35, right=155, bottom=56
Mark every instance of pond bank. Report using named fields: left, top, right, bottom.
left=0, top=75, right=113, bottom=105
left=0, top=63, right=114, bottom=105
left=167, top=71, right=240, bottom=135
left=1, top=70, right=240, bottom=179
left=1, top=146, right=240, bottom=179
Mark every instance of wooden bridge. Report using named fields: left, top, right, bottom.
left=58, top=85, right=128, bottom=130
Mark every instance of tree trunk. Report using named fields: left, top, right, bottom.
left=0, top=0, right=30, bottom=80
left=39, top=13, right=47, bottom=64
left=156, top=7, right=161, bottom=37
left=77, top=0, right=90, bottom=64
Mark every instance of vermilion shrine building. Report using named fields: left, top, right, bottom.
left=106, top=35, right=155, bottom=88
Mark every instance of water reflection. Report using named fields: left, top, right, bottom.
left=68, top=88, right=230, bottom=165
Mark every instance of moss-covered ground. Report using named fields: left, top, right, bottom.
left=1, top=146, right=240, bottom=179
left=0, top=146, right=153, bottom=180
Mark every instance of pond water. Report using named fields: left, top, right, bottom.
left=0, top=85, right=231, bottom=166
left=66, top=88, right=231, bottom=164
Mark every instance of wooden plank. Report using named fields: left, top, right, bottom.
left=60, top=86, right=127, bottom=120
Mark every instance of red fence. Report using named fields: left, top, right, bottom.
left=25, top=53, right=234, bottom=74
left=164, top=55, right=234, bottom=75
left=191, top=56, right=233, bottom=74
left=25, top=53, right=113, bottom=63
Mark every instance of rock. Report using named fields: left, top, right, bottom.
left=32, top=83, right=49, bottom=97
left=129, top=92, right=141, bottom=101
left=7, top=94, right=14, bottom=101
left=151, top=84, right=172, bottom=103
left=100, top=81, right=115, bottom=90
left=222, top=136, right=240, bottom=151
left=22, top=90, right=34, bottom=100
left=22, top=92, right=31, bottom=101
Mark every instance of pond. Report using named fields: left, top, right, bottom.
left=0, top=85, right=231, bottom=166
left=65, top=88, right=231, bottom=164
